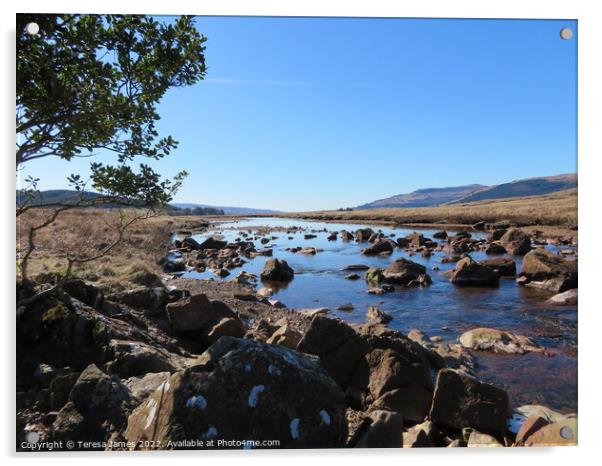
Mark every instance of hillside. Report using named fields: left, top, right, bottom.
left=356, top=184, right=488, bottom=209
left=171, top=203, right=282, bottom=215
left=15, top=190, right=278, bottom=216
left=446, top=173, right=577, bottom=204
left=285, top=188, right=577, bottom=229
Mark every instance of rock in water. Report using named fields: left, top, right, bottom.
left=546, top=289, right=578, bottom=306
left=260, top=258, right=295, bottom=282
left=429, top=368, right=509, bottom=438
left=518, top=248, right=577, bottom=293
left=459, top=327, right=544, bottom=354
left=478, top=257, right=516, bottom=277
left=125, top=337, right=348, bottom=449
left=340, top=230, right=354, bottom=241
left=197, top=236, right=228, bottom=250
left=365, top=267, right=385, bottom=284
left=361, top=239, right=396, bottom=256
left=366, top=306, right=392, bottom=325
left=484, top=243, right=507, bottom=255
left=450, top=256, right=499, bottom=287
left=500, top=228, right=532, bottom=255
left=355, top=228, right=375, bottom=242
left=382, top=259, right=431, bottom=287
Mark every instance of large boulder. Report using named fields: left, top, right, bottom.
left=487, top=228, right=507, bottom=242
left=429, top=369, right=509, bottom=438
left=350, top=410, right=404, bottom=448
left=366, top=306, right=392, bottom=325
left=484, top=243, right=507, bottom=255
left=125, top=337, right=348, bottom=449
left=361, top=239, right=396, bottom=256
left=108, top=287, right=169, bottom=316
left=518, top=249, right=577, bottom=293
left=383, top=259, right=431, bottom=287
left=467, top=431, right=502, bottom=447
left=478, top=257, right=516, bottom=277
left=125, top=372, right=171, bottom=404
left=459, top=328, right=544, bottom=354
left=297, top=316, right=367, bottom=390
left=349, top=325, right=434, bottom=422
left=266, top=321, right=303, bottom=349
left=340, top=230, right=354, bottom=241
left=189, top=236, right=228, bottom=251
left=205, top=317, right=245, bottom=344
left=52, top=364, right=133, bottom=446
left=514, top=416, right=550, bottom=444
left=355, top=228, right=375, bottom=242
left=450, top=256, right=500, bottom=287
left=546, top=288, right=578, bottom=306
left=107, top=339, right=178, bottom=378
left=17, top=298, right=106, bottom=371
left=165, top=294, right=241, bottom=334
left=403, top=421, right=438, bottom=447
left=260, top=258, right=295, bottom=282
left=365, top=349, right=433, bottom=422
left=500, top=228, right=532, bottom=255
left=523, top=418, right=577, bottom=446
left=365, top=267, right=385, bottom=285
left=406, top=232, right=427, bottom=248
left=62, top=279, right=104, bottom=308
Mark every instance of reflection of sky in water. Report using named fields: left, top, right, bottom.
left=183, top=217, right=577, bottom=411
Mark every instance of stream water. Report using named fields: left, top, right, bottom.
left=184, top=217, right=577, bottom=413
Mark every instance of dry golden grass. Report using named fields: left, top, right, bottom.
left=16, top=209, right=205, bottom=292
left=282, top=188, right=578, bottom=231
left=16, top=189, right=577, bottom=290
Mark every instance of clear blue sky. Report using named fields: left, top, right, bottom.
left=20, top=16, right=577, bottom=211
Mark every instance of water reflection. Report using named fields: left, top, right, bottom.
left=183, top=217, right=577, bottom=411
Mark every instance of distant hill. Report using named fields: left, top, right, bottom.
left=171, top=203, right=282, bottom=215
left=447, top=173, right=577, bottom=204
left=16, top=190, right=278, bottom=216
left=17, top=189, right=114, bottom=206
left=356, top=184, right=488, bottom=209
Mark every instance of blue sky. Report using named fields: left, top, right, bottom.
left=19, top=16, right=577, bottom=211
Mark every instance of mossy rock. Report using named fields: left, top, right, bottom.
left=41, top=303, right=71, bottom=323
left=365, top=267, right=384, bottom=284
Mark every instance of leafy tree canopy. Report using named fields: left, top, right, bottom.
left=16, top=14, right=207, bottom=207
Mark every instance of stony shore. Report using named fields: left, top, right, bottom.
left=16, top=220, right=578, bottom=450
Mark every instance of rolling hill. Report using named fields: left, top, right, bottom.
left=446, top=173, right=577, bottom=204
left=170, top=203, right=282, bottom=215
left=16, top=190, right=280, bottom=216
left=356, top=184, right=488, bottom=209
left=356, top=173, right=577, bottom=209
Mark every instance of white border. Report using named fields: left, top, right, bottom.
left=2, top=1, right=601, bottom=465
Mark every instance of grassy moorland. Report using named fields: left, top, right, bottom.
left=16, top=209, right=207, bottom=293
left=16, top=189, right=577, bottom=290
left=281, top=188, right=577, bottom=232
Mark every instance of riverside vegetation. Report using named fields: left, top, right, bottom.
left=16, top=198, right=578, bottom=450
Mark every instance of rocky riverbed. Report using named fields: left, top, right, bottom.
left=16, top=217, right=578, bottom=450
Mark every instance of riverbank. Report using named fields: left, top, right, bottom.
left=16, top=211, right=578, bottom=449
left=274, top=188, right=577, bottom=238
